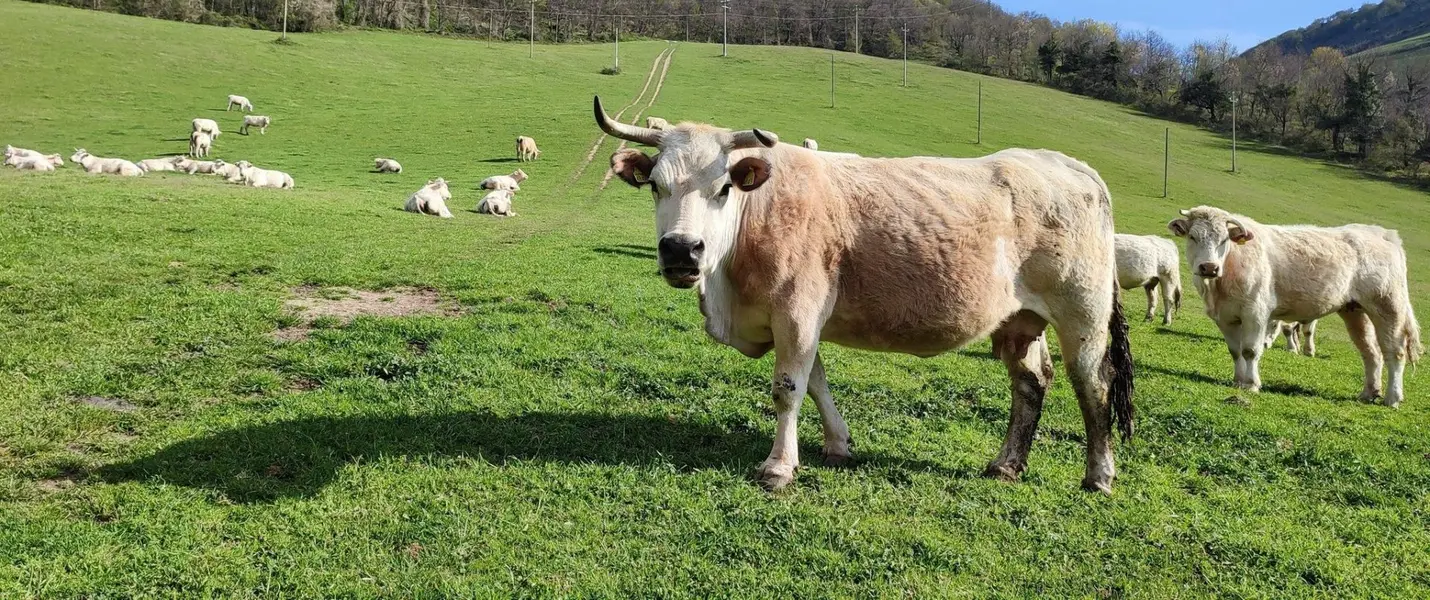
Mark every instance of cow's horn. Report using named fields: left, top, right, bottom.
left=731, top=128, right=779, bottom=149
left=1179, top=209, right=1191, bottom=216
left=593, top=96, right=663, bottom=147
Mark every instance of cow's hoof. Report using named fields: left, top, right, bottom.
left=1359, top=389, right=1383, bottom=403
left=1384, top=397, right=1402, bottom=409
left=982, top=463, right=1022, bottom=482
left=1235, top=382, right=1260, bottom=393
left=1081, top=477, right=1114, bottom=495
left=1162, top=319, right=1173, bottom=327
left=756, top=463, right=796, bottom=491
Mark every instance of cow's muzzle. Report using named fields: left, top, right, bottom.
left=658, top=234, right=704, bottom=288
left=1196, top=262, right=1221, bottom=278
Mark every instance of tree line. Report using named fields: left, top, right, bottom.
left=37, top=0, right=1430, bottom=180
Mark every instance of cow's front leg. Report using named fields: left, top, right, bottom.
left=757, top=317, right=823, bottom=491
left=808, top=354, right=853, bottom=466
left=1236, top=316, right=1271, bottom=392
left=1216, top=321, right=1247, bottom=387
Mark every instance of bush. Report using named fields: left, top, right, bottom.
left=599, top=65, right=621, bottom=76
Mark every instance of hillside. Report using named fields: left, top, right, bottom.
left=1354, top=30, right=1430, bottom=70
left=1254, top=0, right=1430, bottom=56
left=3, top=1, right=1430, bottom=597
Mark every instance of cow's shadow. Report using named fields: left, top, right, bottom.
left=96, top=411, right=956, bottom=502
left=478, top=157, right=519, bottom=163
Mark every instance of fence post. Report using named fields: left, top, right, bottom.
left=1163, top=128, right=1170, bottom=198
left=830, top=54, right=835, bottom=108
left=976, top=78, right=983, bottom=145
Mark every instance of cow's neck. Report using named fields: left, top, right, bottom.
left=698, top=259, right=738, bottom=345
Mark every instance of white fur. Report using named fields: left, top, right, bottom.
left=70, top=149, right=143, bottom=176
left=227, top=94, right=254, bottom=112
left=374, top=158, right=402, bottom=173
left=476, top=189, right=516, bottom=216
left=404, top=178, right=453, bottom=218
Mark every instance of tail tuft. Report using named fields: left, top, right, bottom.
left=1407, top=311, right=1422, bottom=369
left=1105, top=286, right=1136, bottom=441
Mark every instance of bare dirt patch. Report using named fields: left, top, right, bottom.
left=274, top=286, right=459, bottom=341
left=75, top=396, right=138, bottom=412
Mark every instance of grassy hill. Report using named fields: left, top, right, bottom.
left=1254, top=0, right=1430, bottom=57
left=3, top=1, right=1430, bottom=596
left=1354, top=31, right=1430, bottom=71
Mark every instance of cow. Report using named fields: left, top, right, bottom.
left=802, top=138, right=818, bottom=150
left=1114, top=234, right=1182, bottom=325
left=516, top=136, right=541, bottom=162
left=594, top=96, right=1135, bottom=493
left=1279, top=320, right=1319, bottom=356
left=646, top=116, right=672, bottom=130
left=1168, top=206, right=1421, bottom=406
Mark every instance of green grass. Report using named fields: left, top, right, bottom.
left=3, top=1, right=1430, bottom=597
left=1355, top=31, right=1430, bottom=71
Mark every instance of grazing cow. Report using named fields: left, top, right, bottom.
left=479, top=169, right=527, bottom=191
left=802, top=138, right=818, bottom=150
left=227, top=94, right=254, bottom=112
left=192, top=118, right=222, bottom=138
left=646, top=116, right=672, bottom=130
left=1114, top=234, right=1182, bottom=325
left=477, top=189, right=517, bottom=216
left=594, top=96, right=1135, bottom=493
left=189, top=131, right=212, bottom=158
left=516, top=136, right=541, bottom=162
left=374, top=158, right=402, bottom=173
left=241, top=115, right=271, bottom=135
left=1169, top=206, right=1422, bottom=406
left=404, top=178, right=453, bottom=218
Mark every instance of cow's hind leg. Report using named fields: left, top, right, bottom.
left=1142, top=280, right=1158, bottom=322
left=983, top=311, right=1051, bottom=482
left=807, top=353, right=853, bottom=466
left=1342, top=307, right=1383, bottom=402
left=1301, top=320, right=1318, bottom=357
left=1364, top=301, right=1409, bottom=407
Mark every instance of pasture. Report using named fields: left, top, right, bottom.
left=2, top=1, right=1429, bottom=596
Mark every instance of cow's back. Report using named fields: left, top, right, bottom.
left=1261, top=223, right=1405, bottom=320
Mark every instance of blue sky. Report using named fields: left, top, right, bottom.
left=996, top=1, right=1366, bottom=51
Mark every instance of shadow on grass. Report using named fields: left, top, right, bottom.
left=97, top=411, right=956, bottom=502
left=1152, top=328, right=1223, bottom=344
left=478, top=157, right=519, bottom=163
left=1136, top=361, right=1225, bottom=386
left=594, top=245, right=656, bottom=260
left=162, top=137, right=190, bottom=143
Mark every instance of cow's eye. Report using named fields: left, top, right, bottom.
left=719, top=183, right=732, bottom=197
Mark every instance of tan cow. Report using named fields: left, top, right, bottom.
left=1169, top=206, right=1421, bottom=406
left=516, top=136, right=541, bottom=162
left=1114, top=234, right=1182, bottom=325
left=595, top=97, right=1135, bottom=493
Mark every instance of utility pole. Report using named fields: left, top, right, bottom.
left=488, top=9, right=494, bottom=47
left=977, top=78, right=983, bottom=144
left=1163, top=128, right=1170, bottom=198
left=830, top=53, right=836, bottom=108
left=1230, top=93, right=1239, bottom=172
left=528, top=0, right=535, bottom=59
left=721, top=0, right=730, bottom=57
left=685, top=16, right=689, bottom=42
left=902, top=23, right=909, bottom=87
left=281, top=0, right=288, bottom=40
left=853, top=9, right=859, bottom=55
left=613, top=18, right=619, bottom=71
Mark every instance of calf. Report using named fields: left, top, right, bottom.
left=516, top=136, right=541, bottom=162
left=1114, top=234, right=1182, bottom=325
left=1169, top=206, right=1421, bottom=406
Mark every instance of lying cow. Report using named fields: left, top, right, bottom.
left=476, top=189, right=516, bottom=217
left=1114, top=234, right=1182, bottom=325
left=595, top=96, right=1135, bottom=493
left=479, top=169, right=527, bottom=191
left=1169, top=206, right=1421, bottom=406
left=404, top=178, right=453, bottom=218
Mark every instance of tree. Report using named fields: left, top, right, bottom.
left=1096, top=40, right=1125, bottom=99
left=1343, top=62, right=1385, bottom=158
left=1256, top=82, right=1297, bottom=141
left=1037, top=36, right=1059, bottom=84
left=1180, top=70, right=1229, bottom=121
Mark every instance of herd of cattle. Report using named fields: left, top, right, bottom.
left=3, top=94, right=541, bottom=217
left=2, top=92, right=1421, bottom=494
left=592, top=95, right=1421, bottom=494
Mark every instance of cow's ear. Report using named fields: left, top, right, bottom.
left=611, top=149, right=655, bottom=188
left=1167, top=218, right=1190, bottom=237
left=1227, top=219, right=1254, bottom=244
left=729, top=157, right=772, bottom=192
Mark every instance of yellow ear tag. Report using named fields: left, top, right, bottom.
left=743, top=171, right=757, bottom=187
left=634, top=171, right=647, bottom=183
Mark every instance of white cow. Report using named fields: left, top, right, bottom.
left=646, top=116, right=672, bottom=130
left=174, top=156, right=222, bottom=175
left=374, top=158, right=402, bottom=173
left=235, top=160, right=293, bottom=189
left=1114, top=234, right=1182, bottom=325
left=227, top=94, right=254, bottom=112
left=4, top=155, right=56, bottom=171
left=240, top=115, right=271, bottom=135
left=190, top=131, right=212, bottom=158
left=404, top=178, right=453, bottom=218
left=213, top=160, right=244, bottom=182
left=1267, top=320, right=1319, bottom=356
left=71, top=149, right=143, bottom=176
left=1169, top=206, right=1421, bottom=406
left=516, top=136, right=541, bottom=162
left=802, top=138, right=819, bottom=150
left=595, top=96, right=1134, bottom=493
left=192, top=118, right=222, bottom=138
left=479, top=169, right=527, bottom=191
left=137, top=157, right=183, bottom=172
left=476, top=189, right=516, bottom=216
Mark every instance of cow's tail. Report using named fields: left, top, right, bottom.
left=1406, top=309, right=1422, bottom=370
left=1106, top=284, right=1136, bottom=442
